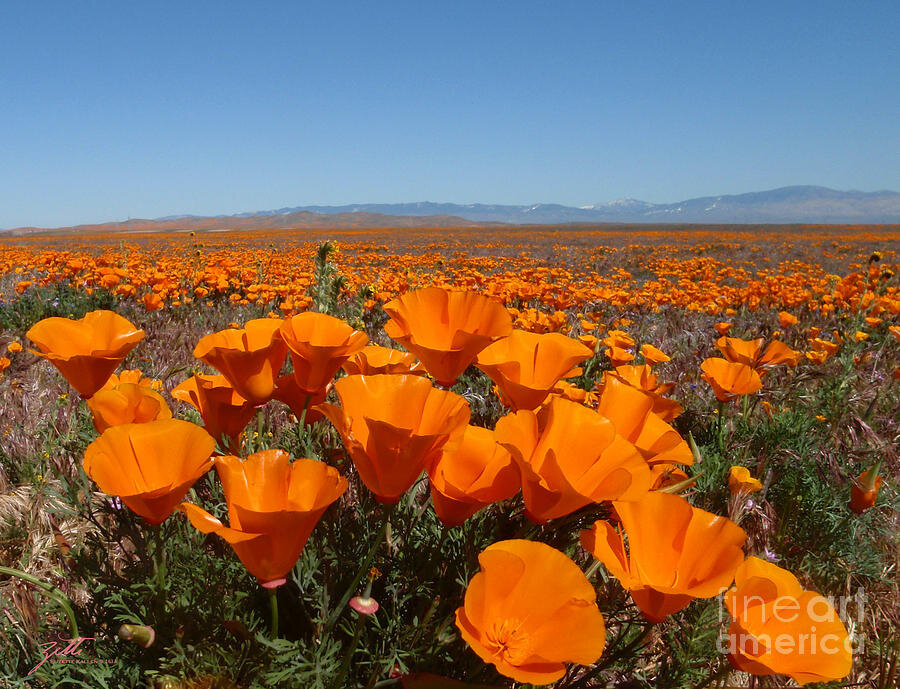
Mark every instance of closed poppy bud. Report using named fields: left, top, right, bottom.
left=455, top=539, right=606, bottom=684
left=427, top=425, right=520, bottom=526
left=279, top=312, right=368, bottom=393
left=317, top=374, right=469, bottom=504
left=172, top=374, right=258, bottom=453
left=475, top=330, right=592, bottom=410
left=118, top=624, right=156, bottom=648
left=26, top=310, right=145, bottom=398
left=728, top=466, right=763, bottom=495
left=193, top=319, right=287, bottom=403
left=495, top=396, right=651, bottom=522
left=84, top=419, right=215, bottom=525
left=581, top=491, right=746, bottom=622
left=87, top=382, right=172, bottom=433
left=383, top=287, right=512, bottom=386
left=725, top=557, right=851, bottom=684
left=701, top=358, right=762, bottom=402
left=182, top=450, right=347, bottom=587
left=850, top=463, right=882, bottom=514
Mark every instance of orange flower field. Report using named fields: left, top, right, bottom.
left=0, top=224, right=897, bottom=688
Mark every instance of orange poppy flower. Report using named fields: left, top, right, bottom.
left=600, top=365, right=683, bottom=422
left=714, top=322, right=734, bottom=335
left=650, top=463, right=691, bottom=491
left=455, top=539, right=606, bottom=684
left=581, top=491, right=746, bottom=622
left=729, top=466, right=763, bottom=495
left=181, top=450, right=347, bottom=587
left=83, top=419, right=215, bottom=525
left=596, top=377, right=693, bottom=466
left=271, top=374, right=329, bottom=425
left=778, top=311, right=798, bottom=328
left=640, top=343, right=670, bottom=364
left=549, top=380, right=598, bottom=407
left=383, top=287, right=512, bottom=386
left=171, top=374, right=258, bottom=453
left=279, top=312, right=368, bottom=393
left=889, top=325, right=900, bottom=343
left=26, top=310, right=145, bottom=398
left=193, top=318, right=287, bottom=403
left=475, top=330, right=592, bottom=410
left=341, top=345, right=424, bottom=376
left=101, top=368, right=162, bottom=392
left=725, top=557, right=852, bottom=685
left=849, top=464, right=882, bottom=514
left=700, top=358, right=763, bottom=402
left=716, top=336, right=801, bottom=371
left=317, top=374, right=469, bottom=503
left=495, top=396, right=650, bottom=522
left=6, top=341, right=23, bottom=354
left=426, top=425, right=520, bottom=526
left=86, top=383, right=172, bottom=433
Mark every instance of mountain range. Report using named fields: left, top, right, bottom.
left=6, top=186, right=900, bottom=234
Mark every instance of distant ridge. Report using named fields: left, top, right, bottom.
left=5, top=186, right=900, bottom=233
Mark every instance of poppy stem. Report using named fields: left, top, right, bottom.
left=584, top=558, right=603, bottom=580
left=325, top=504, right=394, bottom=633
left=268, top=588, right=279, bottom=638
left=329, top=613, right=365, bottom=689
left=0, top=566, right=79, bottom=638
left=151, top=524, right=167, bottom=619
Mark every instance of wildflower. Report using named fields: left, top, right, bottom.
left=640, top=343, right=670, bottom=364
left=83, top=419, right=215, bottom=524
left=455, top=539, right=606, bottom=684
left=850, top=462, right=882, bottom=514
left=700, top=358, right=762, bottom=402
left=383, top=287, right=512, bottom=386
left=777, top=311, right=798, bottom=328
left=318, top=374, right=469, bottom=503
left=171, top=374, right=259, bottom=454
left=581, top=491, right=746, bottom=622
left=725, top=557, right=851, bottom=684
left=728, top=466, right=763, bottom=495
left=26, top=310, right=145, bottom=398
left=193, top=318, right=287, bottom=403
left=182, top=450, right=346, bottom=587
left=341, top=345, right=424, bottom=376
left=278, top=312, right=368, bottom=393
left=495, top=396, right=650, bottom=522
left=475, top=330, right=592, bottom=410
left=6, top=341, right=22, bottom=353
left=427, top=425, right=520, bottom=526
left=86, top=382, right=172, bottom=433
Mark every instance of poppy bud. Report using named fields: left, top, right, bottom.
left=850, top=462, right=882, bottom=514
left=349, top=596, right=380, bottom=616
left=118, top=624, right=156, bottom=648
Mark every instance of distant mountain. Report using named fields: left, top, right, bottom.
left=6, top=186, right=899, bottom=234
left=236, top=187, right=900, bottom=224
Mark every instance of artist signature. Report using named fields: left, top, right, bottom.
left=28, top=636, right=113, bottom=675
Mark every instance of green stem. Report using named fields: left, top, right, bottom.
left=330, top=614, right=365, bottom=689
left=151, top=524, right=167, bottom=619
left=0, top=566, right=79, bottom=637
left=268, top=588, right=279, bottom=638
left=584, top=559, right=602, bottom=580
left=325, top=504, right=394, bottom=633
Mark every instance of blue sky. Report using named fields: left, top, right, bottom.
left=1, top=1, right=897, bottom=228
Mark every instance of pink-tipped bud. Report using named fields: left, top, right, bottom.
left=260, top=577, right=286, bottom=589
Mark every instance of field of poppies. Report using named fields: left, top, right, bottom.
left=0, top=225, right=897, bottom=689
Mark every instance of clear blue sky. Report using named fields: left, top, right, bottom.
left=1, top=1, right=897, bottom=228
